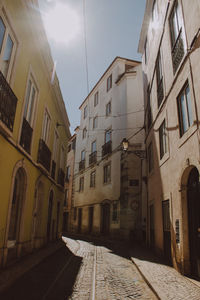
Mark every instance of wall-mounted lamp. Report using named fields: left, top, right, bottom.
left=121, top=138, right=146, bottom=159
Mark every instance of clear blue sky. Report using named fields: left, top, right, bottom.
left=39, top=0, right=146, bottom=133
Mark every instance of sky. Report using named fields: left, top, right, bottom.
left=38, top=0, right=146, bottom=134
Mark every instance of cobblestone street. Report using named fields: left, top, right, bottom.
left=66, top=238, right=158, bottom=300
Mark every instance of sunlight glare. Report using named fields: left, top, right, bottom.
left=43, top=3, right=80, bottom=45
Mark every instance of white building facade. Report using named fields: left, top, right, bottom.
left=139, top=0, right=200, bottom=278
left=72, top=57, right=146, bottom=240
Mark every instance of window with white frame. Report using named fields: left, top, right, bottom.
left=93, top=116, right=98, bottom=129
left=42, top=109, right=51, bottom=144
left=156, top=51, right=164, bottom=107
left=103, top=162, right=111, bottom=183
left=23, top=77, right=37, bottom=127
left=107, top=74, right=112, bottom=91
left=0, top=15, right=16, bottom=80
left=159, top=120, right=167, bottom=159
left=90, top=170, right=96, bottom=187
left=177, top=82, right=193, bottom=137
left=82, top=127, right=87, bottom=139
left=106, top=101, right=111, bottom=116
left=52, top=130, right=59, bottom=160
left=105, top=128, right=111, bottom=143
left=91, top=140, right=96, bottom=153
left=169, top=1, right=184, bottom=72
left=94, top=91, right=99, bottom=106
left=81, top=149, right=85, bottom=161
left=83, top=105, right=88, bottom=119
left=79, top=176, right=84, bottom=192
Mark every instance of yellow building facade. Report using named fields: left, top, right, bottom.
left=0, top=0, right=70, bottom=267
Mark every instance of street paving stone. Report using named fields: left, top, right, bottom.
left=67, top=239, right=158, bottom=300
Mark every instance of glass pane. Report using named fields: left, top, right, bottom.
left=1, top=34, right=13, bottom=77
left=105, top=130, right=111, bottom=143
left=185, top=86, right=193, bottom=127
left=24, top=80, right=32, bottom=118
left=92, top=141, right=96, bottom=152
left=0, top=17, right=5, bottom=52
left=180, top=93, right=188, bottom=133
left=81, top=150, right=85, bottom=160
left=28, top=87, right=36, bottom=125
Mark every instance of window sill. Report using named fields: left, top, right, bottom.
left=159, top=152, right=170, bottom=167
left=178, top=125, right=197, bottom=149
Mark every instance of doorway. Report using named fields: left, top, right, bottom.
left=88, top=207, right=94, bottom=233
left=32, top=181, right=44, bottom=247
left=162, top=200, right=172, bottom=265
left=77, top=208, right=82, bottom=233
left=47, top=190, right=53, bottom=241
left=187, top=167, right=200, bottom=278
left=101, top=203, right=110, bottom=235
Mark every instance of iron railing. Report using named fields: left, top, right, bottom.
left=79, top=159, right=85, bottom=171
left=51, top=160, right=56, bottom=179
left=37, top=139, right=51, bottom=172
left=172, top=29, right=184, bottom=73
left=102, top=140, right=112, bottom=157
left=0, top=70, right=18, bottom=131
left=89, top=151, right=97, bottom=165
left=20, top=118, right=33, bottom=153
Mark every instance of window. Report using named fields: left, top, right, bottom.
left=147, top=85, right=152, bottom=129
left=177, top=83, right=193, bottom=137
left=24, top=77, right=37, bottom=127
left=105, top=128, right=112, bottom=143
left=64, top=189, right=68, bottom=206
left=148, top=142, right=154, bottom=173
left=144, top=38, right=148, bottom=64
left=82, top=127, right=87, bottom=139
left=91, top=140, right=96, bottom=153
left=129, top=179, right=139, bottom=186
left=83, top=105, right=88, bottom=119
left=103, top=163, right=111, bottom=183
left=94, top=91, right=99, bottom=106
left=106, top=101, right=111, bottom=116
left=60, top=145, right=65, bottom=169
left=169, top=1, right=184, bottom=72
left=107, top=74, right=112, bottom=91
left=156, top=52, right=164, bottom=107
left=152, top=0, right=157, bottom=21
left=42, top=109, right=51, bottom=144
left=0, top=16, right=16, bottom=80
left=81, top=150, right=85, bottom=161
left=90, top=171, right=96, bottom=187
left=73, top=207, right=77, bottom=221
left=66, top=166, right=70, bottom=181
left=52, top=130, right=59, bottom=160
left=112, top=202, right=118, bottom=222
left=79, top=176, right=84, bottom=192
left=93, top=116, right=98, bottom=129
left=159, top=120, right=167, bottom=159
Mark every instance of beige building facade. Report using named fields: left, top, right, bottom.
left=139, top=0, right=200, bottom=278
left=72, top=57, right=146, bottom=240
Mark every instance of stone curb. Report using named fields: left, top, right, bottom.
left=130, top=257, right=161, bottom=300
left=0, top=240, right=64, bottom=293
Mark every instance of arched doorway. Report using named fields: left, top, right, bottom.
left=32, top=181, right=44, bottom=248
left=47, top=190, right=53, bottom=241
left=101, top=201, right=110, bottom=235
left=7, top=167, right=26, bottom=257
left=187, top=167, right=200, bottom=278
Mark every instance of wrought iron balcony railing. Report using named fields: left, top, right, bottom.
left=0, top=70, right=18, bottom=132
left=89, top=151, right=97, bottom=165
left=37, top=139, right=51, bottom=172
left=157, top=77, right=164, bottom=107
left=79, top=159, right=85, bottom=171
left=20, top=118, right=33, bottom=154
left=102, top=140, right=112, bottom=157
left=57, top=168, right=65, bottom=187
left=51, top=160, right=56, bottom=179
left=172, top=29, right=184, bottom=73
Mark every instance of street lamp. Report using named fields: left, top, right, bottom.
left=121, top=138, right=146, bottom=159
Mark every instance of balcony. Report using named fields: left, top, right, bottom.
left=0, top=70, right=18, bottom=134
left=20, top=118, right=33, bottom=154
left=102, top=140, right=112, bottom=157
left=51, top=160, right=56, bottom=179
left=157, top=77, right=164, bottom=107
left=172, top=30, right=184, bottom=73
left=89, top=151, right=97, bottom=165
left=79, top=159, right=85, bottom=171
left=37, top=139, right=51, bottom=172
left=57, top=168, right=65, bottom=187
